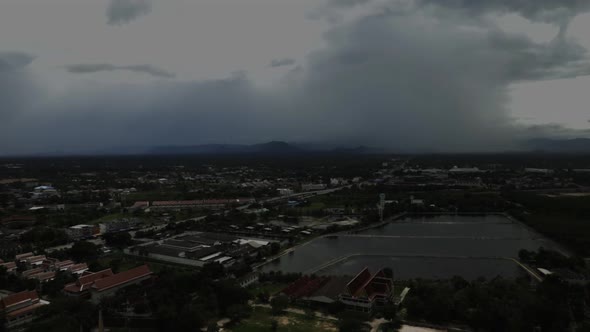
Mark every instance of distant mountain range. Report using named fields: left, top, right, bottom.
left=4, top=138, right=589, bottom=157
left=524, top=138, right=590, bottom=153
left=147, top=141, right=381, bottom=155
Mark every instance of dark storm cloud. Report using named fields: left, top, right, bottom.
left=1, top=1, right=590, bottom=154
left=269, top=58, right=296, bottom=68
left=487, top=30, right=590, bottom=81
left=327, top=0, right=373, bottom=8
left=0, top=52, right=35, bottom=71
left=65, top=64, right=175, bottom=78
left=107, top=0, right=152, bottom=25
left=416, top=0, right=590, bottom=23
left=0, top=52, right=38, bottom=122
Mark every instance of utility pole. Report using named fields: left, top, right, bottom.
left=378, top=193, right=385, bottom=222
left=98, top=307, right=104, bottom=332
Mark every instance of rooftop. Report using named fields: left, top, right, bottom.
left=92, top=265, right=152, bottom=292
left=0, top=290, right=39, bottom=310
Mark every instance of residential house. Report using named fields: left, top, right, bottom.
left=0, top=290, right=48, bottom=330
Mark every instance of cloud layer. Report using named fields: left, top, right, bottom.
left=0, top=52, right=35, bottom=72
left=107, top=0, right=152, bottom=25
left=65, top=63, right=175, bottom=78
left=269, top=58, right=296, bottom=68
left=1, top=0, right=590, bottom=154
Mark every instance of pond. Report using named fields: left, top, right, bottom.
left=260, top=214, right=561, bottom=280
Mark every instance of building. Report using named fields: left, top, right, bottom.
left=100, top=218, right=141, bottom=234
left=525, top=168, right=553, bottom=174
left=63, top=269, right=115, bottom=299
left=64, top=266, right=152, bottom=303
left=147, top=198, right=255, bottom=211
left=277, top=188, right=294, bottom=196
left=0, top=262, right=17, bottom=274
left=449, top=166, right=482, bottom=174
left=238, top=273, right=259, bottom=288
left=90, top=265, right=153, bottom=303
left=15, top=252, right=34, bottom=263
left=339, top=268, right=394, bottom=313
left=68, top=263, right=89, bottom=275
left=23, top=255, right=46, bottom=268
left=66, top=224, right=99, bottom=241
left=31, top=271, right=56, bottom=283
left=301, top=183, right=327, bottom=191
left=0, top=290, right=49, bottom=330
left=22, top=268, right=44, bottom=278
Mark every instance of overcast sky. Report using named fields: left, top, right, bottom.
left=1, top=0, right=590, bottom=154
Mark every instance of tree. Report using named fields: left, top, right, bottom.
left=41, top=272, right=75, bottom=298
left=270, top=242, right=281, bottom=255
left=257, top=291, right=270, bottom=303
left=202, top=262, right=225, bottom=280
left=270, top=295, right=289, bottom=315
left=226, top=304, right=252, bottom=323
left=212, top=280, right=251, bottom=315
left=103, top=232, right=133, bottom=249
left=207, top=322, right=220, bottom=332
left=382, top=304, right=397, bottom=321
left=338, top=312, right=368, bottom=332
left=69, top=241, right=100, bottom=262
left=28, top=297, right=97, bottom=332
left=270, top=319, right=278, bottom=331
left=518, top=249, right=532, bottom=262
left=383, top=267, right=394, bottom=279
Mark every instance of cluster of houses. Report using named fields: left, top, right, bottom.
left=0, top=252, right=89, bottom=283
left=0, top=249, right=153, bottom=330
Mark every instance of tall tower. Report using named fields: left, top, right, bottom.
left=378, top=193, right=386, bottom=222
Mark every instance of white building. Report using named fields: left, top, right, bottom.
left=277, top=188, right=294, bottom=196
left=301, top=183, right=327, bottom=191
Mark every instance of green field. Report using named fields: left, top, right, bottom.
left=247, top=282, right=289, bottom=297
left=230, top=307, right=337, bottom=332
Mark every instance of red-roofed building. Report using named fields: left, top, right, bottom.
left=68, top=263, right=89, bottom=275
left=64, top=269, right=114, bottom=299
left=53, top=260, right=75, bottom=271
left=63, top=266, right=152, bottom=303
left=23, top=255, right=46, bottom=268
left=31, top=271, right=56, bottom=283
left=281, top=276, right=331, bottom=299
left=90, top=265, right=152, bottom=303
left=1, top=215, right=36, bottom=225
left=339, top=267, right=394, bottom=313
left=0, top=262, right=17, bottom=274
left=0, top=290, right=49, bottom=329
left=22, top=268, right=44, bottom=279
left=15, top=252, right=34, bottom=263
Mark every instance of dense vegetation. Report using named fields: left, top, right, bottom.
left=404, top=276, right=589, bottom=332
left=505, top=192, right=590, bottom=255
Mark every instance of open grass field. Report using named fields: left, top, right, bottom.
left=247, top=282, right=289, bottom=297
left=229, top=307, right=337, bottom=332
